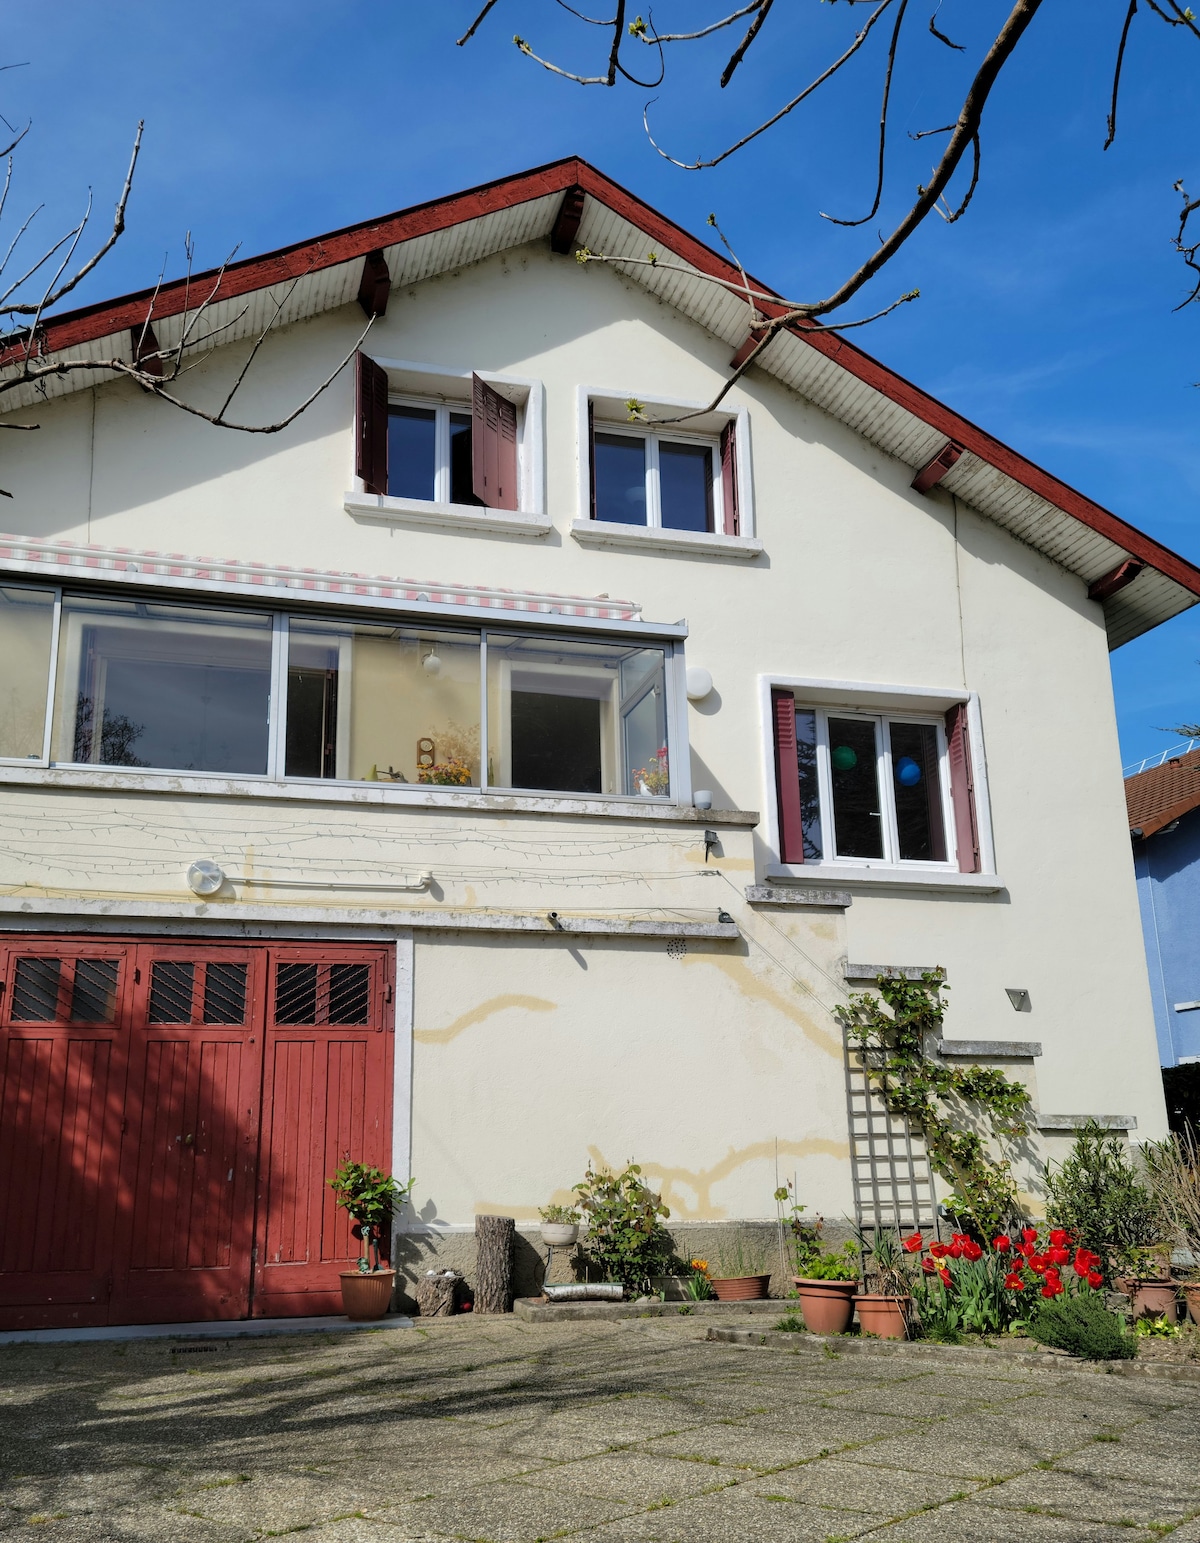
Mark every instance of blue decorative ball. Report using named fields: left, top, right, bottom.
left=896, top=756, right=922, bottom=787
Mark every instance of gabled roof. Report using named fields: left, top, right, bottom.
left=3, top=154, right=1197, bottom=649
left=1126, top=748, right=1200, bottom=838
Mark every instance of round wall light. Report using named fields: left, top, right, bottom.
left=686, top=666, right=714, bottom=702
left=187, top=859, right=225, bottom=897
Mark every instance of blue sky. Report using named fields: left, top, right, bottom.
left=5, top=2, right=1199, bottom=768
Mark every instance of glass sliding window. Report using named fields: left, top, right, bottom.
left=594, top=433, right=647, bottom=525
left=51, top=595, right=272, bottom=774
left=827, top=715, right=884, bottom=860
left=285, top=619, right=481, bottom=785
left=658, top=441, right=714, bottom=533
left=0, top=585, right=55, bottom=761
left=888, top=720, right=947, bottom=862
left=487, top=633, right=668, bottom=796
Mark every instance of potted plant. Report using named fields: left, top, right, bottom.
left=853, top=1228, right=913, bottom=1338
left=572, top=1160, right=674, bottom=1296
left=539, top=1203, right=581, bottom=1247
left=709, top=1236, right=772, bottom=1301
left=775, top=1185, right=859, bottom=1333
left=1142, top=1129, right=1200, bottom=1323
left=327, top=1162, right=415, bottom=1321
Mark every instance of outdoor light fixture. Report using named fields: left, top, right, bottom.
left=187, top=859, right=225, bottom=896
left=421, top=647, right=442, bottom=675
left=693, top=789, right=713, bottom=810
left=1005, top=988, right=1031, bottom=1012
left=686, top=666, right=714, bottom=702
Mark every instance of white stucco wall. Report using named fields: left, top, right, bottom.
left=0, top=238, right=1166, bottom=1226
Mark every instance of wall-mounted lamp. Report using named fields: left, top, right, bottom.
left=187, top=859, right=225, bottom=896
left=422, top=647, right=442, bottom=675
left=1005, top=988, right=1031, bottom=1013
left=686, top=666, right=714, bottom=702
left=703, top=829, right=719, bottom=863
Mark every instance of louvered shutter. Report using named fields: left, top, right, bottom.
left=588, top=399, right=597, bottom=520
left=771, top=689, right=806, bottom=864
left=355, top=353, right=389, bottom=496
left=720, top=421, right=740, bottom=536
left=471, top=374, right=518, bottom=510
left=944, top=702, right=981, bottom=873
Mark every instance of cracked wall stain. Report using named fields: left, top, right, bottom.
left=586, top=1139, right=850, bottom=1220
left=414, top=993, right=556, bottom=1045
left=686, top=952, right=843, bottom=1059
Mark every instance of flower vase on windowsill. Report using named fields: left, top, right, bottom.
left=633, top=748, right=669, bottom=798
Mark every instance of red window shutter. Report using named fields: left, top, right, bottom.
left=944, top=702, right=981, bottom=873
left=720, top=421, right=740, bottom=536
left=355, top=353, right=389, bottom=496
left=588, top=399, right=597, bottom=520
left=771, top=689, right=806, bottom=864
left=471, top=374, right=518, bottom=511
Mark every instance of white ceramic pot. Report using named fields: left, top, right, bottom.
left=540, top=1223, right=580, bottom=1246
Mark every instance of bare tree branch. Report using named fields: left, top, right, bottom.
left=456, top=0, right=503, bottom=46
left=822, top=0, right=910, bottom=227
left=720, top=0, right=774, bottom=89
left=640, top=4, right=762, bottom=45
left=1106, top=0, right=1139, bottom=150
left=928, top=7, right=964, bottom=48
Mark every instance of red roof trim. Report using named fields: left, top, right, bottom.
left=6, top=155, right=1200, bottom=601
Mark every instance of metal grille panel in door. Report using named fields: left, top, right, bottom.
left=843, top=1025, right=938, bottom=1237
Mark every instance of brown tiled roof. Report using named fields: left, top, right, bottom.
left=1126, top=748, right=1200, bottom=837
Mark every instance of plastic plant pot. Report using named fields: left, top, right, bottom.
left=339, top=1269, right=396, bottom=1321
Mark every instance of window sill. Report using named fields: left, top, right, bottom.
left=764, top=863, right=1004, bottom=894
left=570, top=520, right=763, bottom=559
left=3, top=763, right=758, bottom=825
left=345, top=492, right=551, bottom=538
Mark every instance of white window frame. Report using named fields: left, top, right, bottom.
left=591, top=421, right=724, bottom=535
left=386, top=394, right=477, bottom=507
left=573, top=387, right=761, bottom=557
left=804, top=706, right=957, bottom=871
left=759, top=675, right=998, bottom=889
left=344, top=359, right=548, bottom=538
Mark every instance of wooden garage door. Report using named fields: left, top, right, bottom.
left=0, top=938, right=392, bottom=1331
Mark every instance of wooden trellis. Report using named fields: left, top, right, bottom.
left=843, top=1025, right=939, bottom=1238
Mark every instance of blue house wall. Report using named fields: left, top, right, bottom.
left=1134, top=805, right=1200, bottom=1066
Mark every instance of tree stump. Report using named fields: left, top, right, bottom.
left=415, top=1272, right=460, bottom=1317
left=475, top=1214, right=515, bottom=1314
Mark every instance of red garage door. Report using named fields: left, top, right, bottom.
left=0, top=938, right=393, bottom=1331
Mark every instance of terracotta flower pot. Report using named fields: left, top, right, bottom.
left=710, top=1273, right=771, bottom=1301
left=1184, top=1283, right=1200, bottom=1327
left=339, top=1269, right=396, bottom=1321
left=853, top=1293, right=911, bottom=1339
left=792, top=1277, right=859, bottom=1335
left=1126, top=1278, right=1179, bottom=1321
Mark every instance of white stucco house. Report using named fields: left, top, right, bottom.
left=0, top=158, right=1191, bottom=1328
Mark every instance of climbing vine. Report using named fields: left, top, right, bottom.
left=839, top=969, right=1031, bottom=1239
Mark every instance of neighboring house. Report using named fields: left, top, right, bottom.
left=0, top=157, right=1191, bottom=1329
left=1127, top=746, right=1200, bottom=1067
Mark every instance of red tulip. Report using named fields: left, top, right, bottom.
left=993, top=1235, right=1011, bottom=1253
left=962, top=1240, right=983, bottom=1262
left=946, top=1241, right=963, bottom=1260
left=1022, top=1228, right=1039, bottom=1244
left=1047, top=1246, right=1070, bottom=1266
left=1049, top=1229, right=1069, bottom=1247
left=929, top=1242, right=949, bottom=1259
left=1041, top=1277, right=1064, bottom=1297
left=1029, top=1255, right=1047, bottom=1274
left=1087, top=1270, right=1104, bottom=1289
left=1004, top=1272, right=1025, bottom=1290
left=938, top=1267, right=952, bottom=1286
left=922, top=1256, right=937, bottom=1275
left=903, top=1232, right=925, bottom=1253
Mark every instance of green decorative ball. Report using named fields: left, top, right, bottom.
left=831, top=744, right=858, bottom=772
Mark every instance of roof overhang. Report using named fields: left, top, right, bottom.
left=3, top=155, right=1197, bottom=650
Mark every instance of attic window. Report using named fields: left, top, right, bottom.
left=355, top=356, right=519, bottom=511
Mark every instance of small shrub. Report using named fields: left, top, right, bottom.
left=775, top=1314, right=806, bottom=1333
left=538, top=1203, right=580, bottom=1225
left=1028, top=1293, right=1136, bottom=1360
left=572, top=1161, right=672, bottom=1294
left=1044, top=1121, right=1159, bottom=1282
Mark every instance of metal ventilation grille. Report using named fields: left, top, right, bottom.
left=274, top=961, right=371, bottom=1026
left=11, top=958, right=62, bottom=1021
left=148, top=960, right=249, bottom=1025
left=843, top=1026, right=938, bottom=1237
